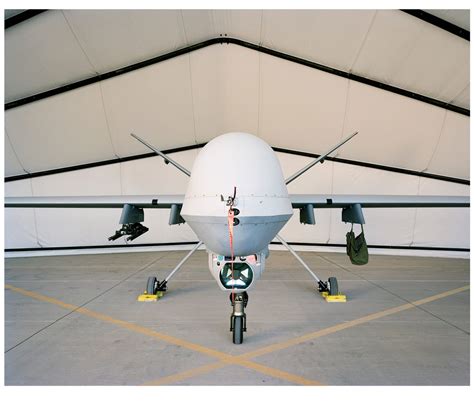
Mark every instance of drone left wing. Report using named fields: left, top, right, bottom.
left=5, top=195, right=185, bottom=241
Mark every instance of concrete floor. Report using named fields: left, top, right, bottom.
left=4, top=250, right=470, bottom=385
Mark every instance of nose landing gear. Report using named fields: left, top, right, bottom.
left=230, top=292, right=248, bottom=344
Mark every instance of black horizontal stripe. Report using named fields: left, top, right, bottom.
left=5, top=38, right=219, bottom=110
left=273, top=147, right=470, bottom=186
left=5, top=241, right=469, bottom=253
left=5, top=143, right=206, bottom=182
left=5, top=37, right=469, bottom=116
left=5, top=143, right=469, bottom=186
left=271, top=241, right=469, bottom=252
left=401, top=10, right=469, bottom=41
left=5, top=10, right=47, bottom=29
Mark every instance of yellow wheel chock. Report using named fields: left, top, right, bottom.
left=320, top=291, right=347, bottom=303
left=137, top=291, right=165, bottom=302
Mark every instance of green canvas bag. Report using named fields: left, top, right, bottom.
left=346, top=224, right=369, bottom=265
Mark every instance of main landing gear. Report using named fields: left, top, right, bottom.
left=139, top=241, right=203, bottom=301
left=276, top=234, right=346, bottom=302
left=230, top=292, right=248, bottom=344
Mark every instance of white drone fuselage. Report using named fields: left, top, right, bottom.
left=181, top=132, right=293, bottom=293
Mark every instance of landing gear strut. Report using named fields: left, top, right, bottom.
left=230, top=292, right=248, bottom=344
left=140, top=241, right=203, bottom=299
left=276, top=234, right=345, bottom=301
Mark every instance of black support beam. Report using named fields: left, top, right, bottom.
left=401, top=10, right=470, bottom=41
left=5, top=143, right=469, bottom=186
left=5, top=37, right=470, bottom=116
left=5, top=9, right=47, bottom=29
left=4, top=241, right=469, bottom=253
left=4, top=143, right=206, bottom=182
left=272, top=147, right=470, bottom=186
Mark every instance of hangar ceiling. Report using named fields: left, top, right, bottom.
left=4, top=9, right=470, bottom=180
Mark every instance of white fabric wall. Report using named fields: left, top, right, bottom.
left=6, top=10, right=469, bottom=110
left=5, top=149, right=469, bottom=254
left=6, top=45, right=469, bottom=180
left=4, top=40, right=469, bottom=257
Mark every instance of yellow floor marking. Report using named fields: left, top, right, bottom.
left=145, top=284, right=470, bottom=385
left=5, top=284, right=318, bottom=386
left=143, top=361, right=229, bottom=385
left=6, top=283, right=468, bottom=386
left=236, top=359, right=323, bottom=385
left=143, top=359, right=322, bottom=386
left=5, top=284, right=230, bottom=361
left=240, top=285, right=470, bottom=360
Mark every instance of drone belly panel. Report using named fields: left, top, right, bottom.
left=181, top=132, right=293, bottom=256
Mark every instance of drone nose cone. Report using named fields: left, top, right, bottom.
left=184, top=132, right=289, bottom=200
left=181, top=132, right=293, bottom=256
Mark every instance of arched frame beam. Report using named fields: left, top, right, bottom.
left=5, top=37, right=470, bottom=116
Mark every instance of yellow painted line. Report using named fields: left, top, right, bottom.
left=5, top=284, right=230, bottom=361
left=7, top=283, right=468, bottom=386
left=5, top=284, right=319, bottom=386
left=240, top=285, right=471, bottom=360
left=143, top=361, right=229, bottom=386
left=143, top=284, right=470, bottom=385
left=143, top=359, right=322, bottom=386
left=236, top=359, right=323, bottom=385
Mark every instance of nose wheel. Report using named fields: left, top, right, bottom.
left=230, top=292, right=248, bottom=344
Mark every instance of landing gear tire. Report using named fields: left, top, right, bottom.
left=328, top=277, right=338, bottom=296
left=232, top=316, right=244, bottom=344
left=146, top=276, right=157, bottom=295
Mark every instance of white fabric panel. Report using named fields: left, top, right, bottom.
left=391, top=12, right=469, bottom=108
left=4, top=132, right=26, bottom=176
left=352, top=10, right=425, bottom=85
left=5, top=43, right=468, bottom=180
left=4, top=179, right=37, bottom=249
left=180, top=10, right=215, bottom=43
left=353, top=10, right=469, bottom=109
left=258, top=53, right=348, bottom=152
left=211, top=10, right=262, bottom=43
left=120, top=151, right=196, bottom=195
left=427, top=111, right=470, bottom=179
left=31, top=164, right=121, bottom=196
left=5, top=9, right=469, bottom=111
left=190, top=44, right=260, bottom=143
left=277, top=153, right=333, bottom=243
left=100, top=56, right=196, bottom=156
left=181, top=10, right=262, bottom=44
left=424, top=9, right=470, bottom=31
left=329, top=162, right=419, bottom=246
left=340, top=80, right=446, bottom=172
left=188, top=45, right=226, bottom=142
left=5, top=84, right=116, bottom=172
left=31, top=165, right=122, bottom=247
left=5, top=10, right=96, bottom=102
left=451, top=85, right=470, bottom=110
left=261, top=10, right=376, bottom=71
left=413, top=178, right=469, bottom=248
left=64, top=10, right=187, bottom=73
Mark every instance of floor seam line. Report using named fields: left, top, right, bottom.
left=5, top=283, right=323, bottom=386
left=5, top=276, right=469, bottom=385
left=141, top=285, right=469, bottom=385
left=5, top=253, right=168, bottom=353
left=318, top=254, right=470, bottom=335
